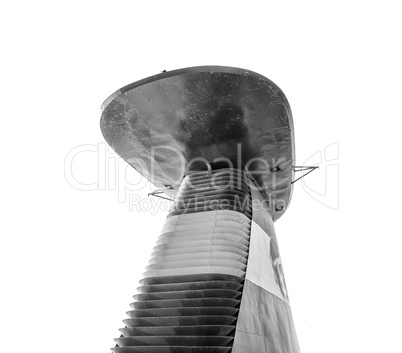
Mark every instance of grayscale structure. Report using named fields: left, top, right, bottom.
left=100, top=66, right=300, bottom=352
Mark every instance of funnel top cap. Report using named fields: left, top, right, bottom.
left=100, top=66, right=295, bottom=221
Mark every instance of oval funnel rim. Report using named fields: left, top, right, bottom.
left=100, top=66, right=295, bottom=221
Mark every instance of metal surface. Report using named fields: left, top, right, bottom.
left=100, top=66, right=294, bottom=221
left=109, top=169, right=300, bottom=352
left=231, top=181, right=300, bottom=352
left=100, top=68, right=301, bottom=351
left=112, top=170, right=251, bottom=352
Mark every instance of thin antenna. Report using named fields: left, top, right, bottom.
left=148, top=190, right=174, bottom=201
left=291, top=165, right=319, bottom=184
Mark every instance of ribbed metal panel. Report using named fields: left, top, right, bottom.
left=113, top=169, right=251, bottom=352
left=115, top=336, right=234, bottom=346
left=137, top=281, right=244, bottom=293
left=130, top=298, right=241, bottom=310
left=112, top=347, right=232, bottom=353
left=120, top=326, right=236, bottom=336
left=126, top=307, right=239, bottom=317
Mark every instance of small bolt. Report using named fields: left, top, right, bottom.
left=275, top=204, right=284, bottom=211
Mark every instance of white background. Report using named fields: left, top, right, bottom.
left=1, top=1, right=402, bottom=352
